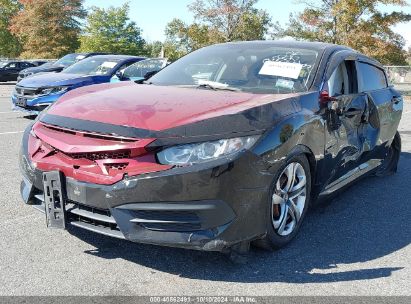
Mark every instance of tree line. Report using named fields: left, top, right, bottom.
left=0, top=0, right=410, bottom=65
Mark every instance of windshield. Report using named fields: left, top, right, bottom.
left=149, top=44, right=319, bottom=94
left=63, top=57, right=121, bottom=75
left=53, top=54, right=86, bottom=67
left=123, top=59, right=166, bottom=79
left=0, top=62, right=7, bottom=68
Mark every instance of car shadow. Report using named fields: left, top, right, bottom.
left=22, top=115, right=37, bottom=120
left=68, top=152, right=411, bottom=283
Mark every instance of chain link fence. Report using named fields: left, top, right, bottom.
left=385, top=66, right=411, bottom=96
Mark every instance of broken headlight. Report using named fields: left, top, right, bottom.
left=157, top=136, right=260, bottom=166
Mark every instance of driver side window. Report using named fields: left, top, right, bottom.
left=6, top=63, right=18, bottom=69
left=327, top=60, right=357, bottom=96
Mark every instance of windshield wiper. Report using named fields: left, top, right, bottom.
left=196, top=80, right=241, bottom=92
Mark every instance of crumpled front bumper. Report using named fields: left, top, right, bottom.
left=19, top=126, right=277, bottom=251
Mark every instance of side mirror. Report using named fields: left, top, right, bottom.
left=115, top=70, right=124, bottom=80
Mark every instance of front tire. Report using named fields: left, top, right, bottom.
left=255, top=153, right=311, bottom=250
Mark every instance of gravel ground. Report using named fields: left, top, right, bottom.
left=0, top=83, right=410, bottom=296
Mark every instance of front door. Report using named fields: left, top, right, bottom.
left=323, top=59, right=369, bottom=185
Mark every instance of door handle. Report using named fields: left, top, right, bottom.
left=392, top=96, right=402, bottom=105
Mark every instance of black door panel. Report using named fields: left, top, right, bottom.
left=356, top=61, right=403, bottom=162
left=325, top=93, right=368, bottom=183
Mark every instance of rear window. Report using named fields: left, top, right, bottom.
left=357, top=62, right=387, bottom=92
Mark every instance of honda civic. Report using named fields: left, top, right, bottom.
left=19, top=41, right=403, bottom=258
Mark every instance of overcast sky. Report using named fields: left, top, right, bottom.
left=84, top=0, right=411, bottom=48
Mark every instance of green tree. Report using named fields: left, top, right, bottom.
left=164, top=18, right=222, bottom=59
left=274, top=0, right=411, bottom=65
left=10, top=0, right=86, bottom=59
left=144, top=41, right=163, bottom=58
left=78, top=3, right=146, bottom=56
left=188, top=0, right=271, bottom=41
left=164, top=0, right=272, bottom=60
left=0, top=0, right=21, bottom=58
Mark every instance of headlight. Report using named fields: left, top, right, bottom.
left=25, top=72, right=34, bottom=77
left=157, top=136, right=260, bottom=166
left=40, top=86, right=69, bottom=96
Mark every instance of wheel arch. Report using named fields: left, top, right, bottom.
left=253, top=112, right=324, bottom=199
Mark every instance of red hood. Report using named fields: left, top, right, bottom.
left=50, top=82, right=299, bottom=131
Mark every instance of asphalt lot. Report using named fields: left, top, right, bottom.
left=0, top=82, right=410, bottom=296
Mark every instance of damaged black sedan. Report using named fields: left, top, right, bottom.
left=19, top=41, right=403, bottom=257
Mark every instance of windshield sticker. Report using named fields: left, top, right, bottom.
left=101, top=62, right=117, bottom=69
left=259, top=61, right=303, bottom=79
left=275, top=79, right=295, bottom=89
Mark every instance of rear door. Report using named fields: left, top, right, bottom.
left=355, top=60, right=403, bottom=162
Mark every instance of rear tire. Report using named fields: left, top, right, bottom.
left=376, top=131, right=401, bottom=177
left=254, top=153, right=311, bottom=250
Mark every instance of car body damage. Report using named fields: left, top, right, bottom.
left=19, top=41, right=403, bottom=253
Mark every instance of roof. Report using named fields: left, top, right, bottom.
left=84, top=55, right=146, bottom=60
left=214, top=40, right=353, bottom=52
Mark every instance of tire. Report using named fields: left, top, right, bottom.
left=376, top=131, right=401, bottom=177
left=254, top=153, right=311, bottom=250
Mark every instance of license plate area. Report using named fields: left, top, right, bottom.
left=43, top=171, right=66, bottom=229
left=16, top=97, right=27, bottom=107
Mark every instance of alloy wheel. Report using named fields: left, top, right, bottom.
left=271, top=162, right=307, bottom=236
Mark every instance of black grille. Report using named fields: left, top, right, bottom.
left=64, top=150, right=131, bottom=161
left=31, top=192, right=125, bottom=239
left=104, top=163, right=129, bottom=171
left=66, top=201, right=123, bottom=234
left=131, top=210, right=202, bottom=232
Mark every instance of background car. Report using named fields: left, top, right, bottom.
left=12, top=55, right=145, bottom=114
left=111, top=58, right=169, bottom=83
left=29, top=60, right=52, bottom=67
left=17, top=52, right=106, bottom=82
left=19, top=41, right=403, bottom=259
left=0, top=61, right=36, bottom=82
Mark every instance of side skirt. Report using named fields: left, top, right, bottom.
left=319, top=159, right=382, bottom=198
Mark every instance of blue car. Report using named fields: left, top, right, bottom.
left=12, top=55, right=145, bottom=115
